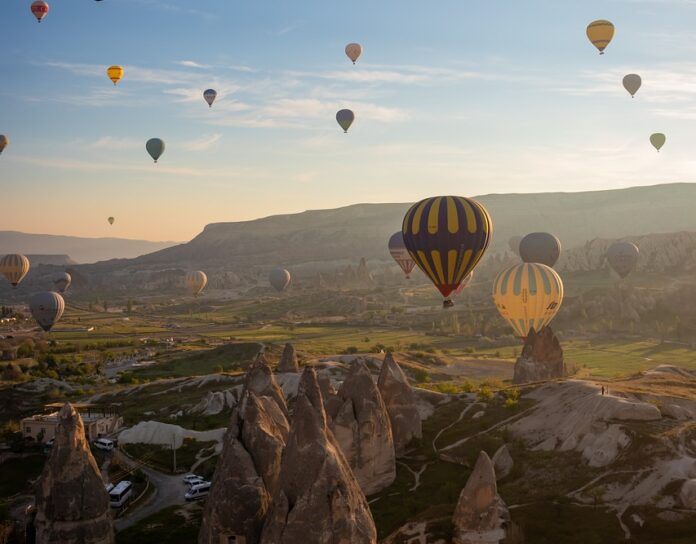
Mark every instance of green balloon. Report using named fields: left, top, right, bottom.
left=146, top=138, right=165, bottom=163
left=650, top=133, right=666, bottom=152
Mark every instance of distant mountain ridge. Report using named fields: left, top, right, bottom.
left=129, top=183, right=696, bottom=270
left=0, top=231, right=179, bottom=264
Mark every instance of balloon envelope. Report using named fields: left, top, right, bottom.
left=493, top=263, right=564, bottom=338
left=586, top=20, right=615, bottom=54
left=336, top=109, right=355, bottom=133
left=402, top=196, right=492, bottom=307
left=108, top=217, right=114, bottom=225
left=146, top=138, right=165, bottom=163
left=623, top=74, right=641, bottom=97
left=30, top=291, right=65, bottom=332
left=345, top=43, right=363, bottom=64
left=0, top=135, right=8, bottom=155
left=519, top=232, right=561, bottom=268
left=203, top=89, right=217, bottom=107
left=607, top=242, right=639, bottom=279
left=107, top=65, right=124, bottom=85
left=269, top=268, right=291, bottom=292
left=31, top=1, right=49, bottom=22
left=388, top=231, right=416, bottom=278
left=650, top=133, right=666, bottom=152
left=0, top=254, right=30, bottom=288
left=185, top=271, right=207, bottom=296
left=53, top=272, right=71, bottom=294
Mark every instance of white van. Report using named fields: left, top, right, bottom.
left=109, top=480, right=133, bottom=508
left=94, top=438, right=115, bottom=451
left=185, top=481, right=210, bottom=501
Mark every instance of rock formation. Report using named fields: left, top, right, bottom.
left=513, top=326, right=566, bottom=384
left=452, top=451, right=511, bottom=544
left=245, top=353, right=288, bottom=416
left=492, top=444, right=514, bottom=480
left=34, top=403, right=114, bottom=544
left=679, top=479, right=696, bottom=509
left=326, top=360, right=396, bottom=494
left=199, top=366, right=290, bottom=544
left=260, top=368, right=377, bottom=544
left=277, top=343, right=299, bottom=373
left=377, top=352, right=422, bottom=455
left=508, top=381, right=661, bottom=467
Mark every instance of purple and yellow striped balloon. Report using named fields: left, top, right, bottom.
left=402, top=196, right=492, bottom=307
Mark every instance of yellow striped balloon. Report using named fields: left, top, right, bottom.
left=493, top=262, right=563, bottom=338
left=402, top=196, right=492, bottom=307
left=107, top=65, right=124, bottom=85
left=185, top=270, right=207, bottom=296
left=586, top=20, right=615, bottom=55
left=0, top=254, right=30, bottom=288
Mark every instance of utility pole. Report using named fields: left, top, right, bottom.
left=172, top=440, right=177, bottom=473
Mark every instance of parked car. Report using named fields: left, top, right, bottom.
left=182, top=474, right=203, bottom=485
left=185, top=481, right=211, bottom=501
left=94, top=438, right=115, bottom=451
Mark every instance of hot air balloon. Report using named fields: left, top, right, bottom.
left=31, top=1, right=49, bottom=22
left=107, top=217, right=114, bottom=226
left=402, top=196, right=492, bottom=308
left=623, top=74, right=642, bottom=98
left=0, top=135, right=8, bottom=155
left=269, top=268, right=291, bottom=292
left=0, top=254, right=30, bottom=288
left=508, top=236, right=522, bottom=256
left=107, top=65, right=124, bottom=85
left=586, top=20, right=615, bottom=54
left=607, top=242, right=639, bottom=279
left=650, top=133, right=666, bottom=152
left=453, top=271, right=474, bottom=296
left=203, top=89, right=217, bottom=108
left=336, top=109, right=355, bottom=133
left=185, top=271, right=207, bottom=296
left=345, top=43, right=363, bottom=64
left=146, top=138, right=165, bottom=163
left=388, top=231, right=416, bottom=279
left=53, top=272, right=71, bottom=294
left=519, top=232, right=561, bottom=268
left=30, top=291, right=65, bottom=332
left=493, top=263, right=564, bottom=339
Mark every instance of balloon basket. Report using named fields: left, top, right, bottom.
left=443, top=299, right=454, bottom=309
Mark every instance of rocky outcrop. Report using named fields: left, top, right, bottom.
left=508, top=381, right=661, bottom=467
left=277, top=343, right=299, bottom=373
left=492, top=444, right=514, bottom=480
left=260, top=368, right=377, bottom=543
left=513, top=327, right=566, bottom=384
left=199, top=366, right=290, bottom=544
left=377, top=352, right=422, bottom=455
left=327, top=360, right=396, bottom=495
left=198, top=408, right=271, bottom=544
left=452, top=451, right=511, bottom=544
left=34, top=403, right=114, bottom=544
left=245, top=354, right=288, bottom=416
left=679, top=479, right=696, bottom=509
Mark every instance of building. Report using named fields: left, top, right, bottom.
left=21, top=403, right=122, bottom=444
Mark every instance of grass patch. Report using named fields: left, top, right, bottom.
left=115, top=504, right=202, bottom=544
left=0, top=455, right=45, bottom=498
left=131, top=343, right=261, bottom=380
left=122, top=439, right=215, bottom=473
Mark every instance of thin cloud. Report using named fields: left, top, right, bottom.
left=176, top=60, right=210, bottom=69
left=182, top=133, right=222, bottom=151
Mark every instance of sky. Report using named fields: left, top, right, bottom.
left=2, top=0, right=696, bottom=241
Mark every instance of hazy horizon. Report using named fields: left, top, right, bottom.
left=4, top=0, right=696, bottom=241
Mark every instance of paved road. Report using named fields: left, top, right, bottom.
left=113, top=449, right=187, bottom=531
